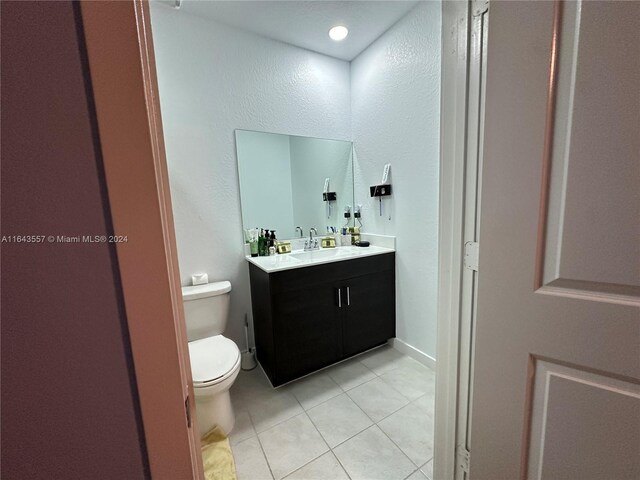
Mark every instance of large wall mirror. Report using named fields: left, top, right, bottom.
left=235, top=130, right=354, bottom=239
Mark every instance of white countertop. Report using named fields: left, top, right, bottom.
left=246, top=245, right=395, bottom=273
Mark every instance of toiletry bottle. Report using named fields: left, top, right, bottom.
left=263, top=228, right=270, bottom=255
left=270, top=230, right=277, bottom=251
left=258, top=229, right=266, bottom=256
left=250, top=228, right=258, bottom=257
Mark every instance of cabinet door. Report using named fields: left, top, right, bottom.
left=342, top=269, right=396, bottom=357
left=272, top=282, right=342, bottom=385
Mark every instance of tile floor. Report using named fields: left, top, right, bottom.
left=229, top=345, right=435, bottom=480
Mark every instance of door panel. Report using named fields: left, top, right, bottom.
left=342, top=271, right=396, bottom=357
left=540, top=0, right=640, bottom=297
left=528, top=359, right=640, bottom=480
left=471, top=1, right=640, bottom=479
left=273, top=284, right=341, bottom=382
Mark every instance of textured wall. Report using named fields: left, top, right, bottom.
left=351, top=2, right=441, bottom=357
left=1, top=2, right=147, bottom=477
left=149, top=6, right=351, bottom=347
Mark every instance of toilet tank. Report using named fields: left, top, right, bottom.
left=181, top=281, right=232, bottom=341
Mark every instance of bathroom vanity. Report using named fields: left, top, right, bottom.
left=247, top=247, right=395, bottom=386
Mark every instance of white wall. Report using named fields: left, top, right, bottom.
left=150, top=2, right=441, bottom=359
left=351, top=2, right=441, bottom=358
left=150, top=6, right=351, bottom=347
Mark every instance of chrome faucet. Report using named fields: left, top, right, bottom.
left=305, top=228, right=319, bottom=251
left=295, top=226, right=304, bottom=238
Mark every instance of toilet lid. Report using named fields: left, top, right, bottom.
left=188, top=335, right=240, bottom=384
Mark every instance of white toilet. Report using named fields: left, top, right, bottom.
left=182, top=281, right=241, bottom=437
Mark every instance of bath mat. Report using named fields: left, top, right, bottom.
left=201, top=425, right=237, bottom=480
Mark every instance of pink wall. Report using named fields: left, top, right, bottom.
left=1, top=2, right=148, bottom=478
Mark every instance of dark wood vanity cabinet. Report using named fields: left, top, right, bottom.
left=248, top=253, right=395, bottom=386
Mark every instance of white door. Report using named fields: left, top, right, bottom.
left=470, top=1, right=640, bottom=479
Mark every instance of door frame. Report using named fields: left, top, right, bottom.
left=80, top=0, right=487, bottom=477
left=435, top=1, right=487, bottom=478
left=79, top=1, right=204, bottom=478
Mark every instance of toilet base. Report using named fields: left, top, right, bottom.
left=195, top=390, right=236, bottom=437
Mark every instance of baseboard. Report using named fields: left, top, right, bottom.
left=389, top=338, right=436, bottom=371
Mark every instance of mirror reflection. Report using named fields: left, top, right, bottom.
left=235, top=130, right=354, bottom=239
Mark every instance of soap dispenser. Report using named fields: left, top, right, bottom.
left=258, top=229, right=266, bottom=256
left=268, top=230, right=277, bottom=256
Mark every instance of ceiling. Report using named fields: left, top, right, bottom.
left=172, top=1, right=421, bottom=61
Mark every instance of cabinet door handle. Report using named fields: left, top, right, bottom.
left=346, top=286, right=350, bottom=306
left=337, top=288, right=342, bottom=308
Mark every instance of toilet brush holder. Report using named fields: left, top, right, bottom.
left=241, top=348, right=257, bottom=370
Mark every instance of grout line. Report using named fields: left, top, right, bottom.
left=342, top=383, right=378, bottom=425
left=236, top=351, right=431, bottom=479
left=289, top=376, right=344, bottom=412
left=266, top=388, right=331, bottom=479
left=274, top=344, right=386, bottom=389
left=340, top=362, right=431, bottom=469
left=230, top=433, right=275, bottom=480
left=344, top=380, right=409, bottom=426
left=326, top=421, right=373, bottom=451
left=421, top=458, right=434, bottom=480
left=330, top=448, right=353, bottom=480
left=420, top=457, right=434, bottom=468
left=327, top=369, right=376, bottom=393
left=376, top=375, right=415, bottom=402
left=245, top=391, right=305, bottom=435
left=280, top=412, right=334, bottom=480
left=306, top=399, right=372, bottom=452
left=330, top=423, right=379, bottom=448
left=229, top=407, right=258, bottom=446
left=281, top=451, right=327, bottom=480
left=404, top=467, right=422, bottom=480
left=374, top=400, right=434, bottom=469
left=254, top=431, right=276, bottom=480
left=375, top=422, right=421, bottom=469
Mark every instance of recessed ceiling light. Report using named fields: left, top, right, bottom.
left=329, top=25, right=349, bottom=42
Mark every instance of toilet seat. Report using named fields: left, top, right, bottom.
left=188, top=335, right=241, bottom=387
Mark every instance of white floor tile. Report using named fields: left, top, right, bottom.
left=229, top=409, right=256, bottom=446
left=288, top=373, right=343, bottom=410
left=378, top=402, right=434, bottom=466
left=421, top=459, right=433, bottom=479
left=357, top=345, right=406, bottom=375
left=406, top=469, right=428, bottom=480
left=307, top=393, right=373, bottom=447
left=326, top=358, right=376, bottom=391
left=413, top=392, right=435, bottom=417
left=347, top=377, right=409, bottom=422
left=231, top=436, right=273, bottom=480
left=232, top=368, right=277, bottom=411
left=249, top=391, right=304, bottom=433
left=230, top=350, right=438, bottom=480
left=284, top=451, right=349, bottom=480
left=379, top=360, right=436, bottom=401
left=234, top=368, right=274, bottom=393
left=333, top=425, right=415, bottom=480
left=258, top=413, right=329, bottom=479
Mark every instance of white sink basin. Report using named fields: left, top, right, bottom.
left=290, top=247, right=358, bottom=261
left=247, top=245, right=393, bottom=273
